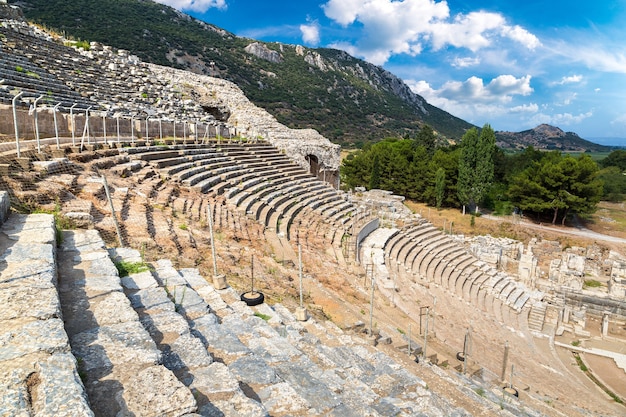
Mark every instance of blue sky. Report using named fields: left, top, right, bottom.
left=155, top=0, right=626, bottom=144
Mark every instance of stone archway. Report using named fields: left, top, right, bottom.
left=305, top=154, right=320, bottom=177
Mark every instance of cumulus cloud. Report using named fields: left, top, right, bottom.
left=300, top=22, right=320, bottom=45
left=407, top=76, right=536, bottom=125
left=153, top=0, right=226, bottom=13
left=421, top=74, right=533, bottom=104
left=321, top=0, right=539, bottom=65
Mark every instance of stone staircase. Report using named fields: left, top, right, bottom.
left=527, top=302, right=547, bottom=333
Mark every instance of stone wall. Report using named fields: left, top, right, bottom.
left=148, top=65, right=341, bottom=175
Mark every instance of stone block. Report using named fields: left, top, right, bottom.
left=128, top=287, right=174, bottom=312
left=120, top=270, right=158, bottom=290
left=139, top=310, right=190, bottom=340
left=34, top=353, right=94, bottom=417
left=70, top=321, right=160, bottom=370
left=0, top=318, right=70, bottom=362
left=162, top=333, right=213, bottom=370
left=0, top=285, right=61, bottom=321
left=119, top=365, right=197, bottom=417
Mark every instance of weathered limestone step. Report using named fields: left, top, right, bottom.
left=527, top=302, right=547, bottom=332
left=57, top=230, right=196, bottom=417
left=0, top=211, right=93, bottom=417
left=119, top=255, right=268, bottom=416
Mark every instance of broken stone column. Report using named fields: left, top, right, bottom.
left=518, top=250, right=538, bottom=286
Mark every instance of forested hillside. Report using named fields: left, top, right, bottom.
left=12, top=0, right=473, bottom=147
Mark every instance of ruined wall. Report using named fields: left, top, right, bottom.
left=148, top=65, right=341, bottom=177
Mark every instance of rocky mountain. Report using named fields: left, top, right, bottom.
left=10, top=0, right=474, bottom=147
left=496, top=124, right=611, bottom=152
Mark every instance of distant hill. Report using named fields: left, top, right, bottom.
left=587, top=137, right=626, bottom=148
left=495, top=124, right=611, bottom=152
left=11, top=0, right=474, bottom=147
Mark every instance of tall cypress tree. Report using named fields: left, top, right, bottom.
left=457, top=124, right=495, bottom=213
left=434, top=167, right=446, bottom=209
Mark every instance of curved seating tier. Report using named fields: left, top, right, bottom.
left=118, top=142, right=356, bottom=247
left=383, top=223, right=540, bottom=330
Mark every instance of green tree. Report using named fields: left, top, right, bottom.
left=434, top=167, right=446, bottom=209
left=600, top=149, right=626, bottom=171
left=598, top=166, right=626, bottom=202
left=509, top=152, right=603, bottom=224
left=414, top=124, right=436, bottom=155
left=457, top=124, right=496, bottom=213
left=369, top=154, right=381, bottom=189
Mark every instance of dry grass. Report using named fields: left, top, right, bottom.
left=588, top=201, right=626, bottom=239
left=404, top=200, right=626, bottom=248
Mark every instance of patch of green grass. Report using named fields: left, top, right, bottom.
left=179, top=223, right=188, bottom=231
left=474, top=387, right=485, bottom=397
left=254, top=312, right=271, bottom=321
left=114, top=260, right=150, bottom=277
left=397, top=328, right=405, bottom=335
left=571, top=340, right=581, bottom=347
left=583, top=279, right=602, bottom=289
left=574, top=353, right=588, bottom=372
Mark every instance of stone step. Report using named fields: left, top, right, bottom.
left=527, top=302, right=547, bottom=332
left=107, top=251, right=267, bottom=416
left=108, top=243, right=478, bottom=415
left=57, top=229, right=197, bottom=417
left=0, top=212, right=93, bottom=417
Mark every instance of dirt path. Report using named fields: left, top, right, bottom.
left=482, top=214, right=626, bottom=245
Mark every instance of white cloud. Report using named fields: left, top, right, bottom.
left=451, top=56, right=481, bottom=68
left=407, top=76, right=535, bottom=125
left=552, top=74, right=583, bottom=85
left=530, top=111, right=593, bottom=127
left=611, top=114, right=626, bottom=127
left=509, top=103, right=539, bottom=113
left=300, top=22, right=320, bottom=45
left=321, top=0, right=539, bottom=65
left=549, top=40, right=626, bottom=74
left=500, top=25, right=540, bottom=49
left=427, top=74, right=532, bottom=104
left=153, top=0, right=226, bottom=13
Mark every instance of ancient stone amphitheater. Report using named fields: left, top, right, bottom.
left=1, top=4, right=625, bottom=417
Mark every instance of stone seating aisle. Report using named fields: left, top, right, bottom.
left=56, top=229, right=197, bottom=417
left=108, top=243, right=482, bottom=416
left=0, top=203, right=93, bottom=416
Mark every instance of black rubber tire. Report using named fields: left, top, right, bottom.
left=241, top=291, right=265, bottom=306
left=503, top=387, right=519, bottom=397
left=456, top=352, right=465, bottom=362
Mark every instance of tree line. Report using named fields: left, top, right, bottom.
left=341, top=124, right=626, bottom=225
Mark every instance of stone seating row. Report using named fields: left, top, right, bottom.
left=119, top=143, right=355, bottom=243
left=108, top=243, right=471, bottom=416
left=0, top=24, right=208, bottom=120
left=0, top=210, right=93, bottom=416
left=384, top=224, right=535, bottom=329
left=57, top=228, right=197, bottom=417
